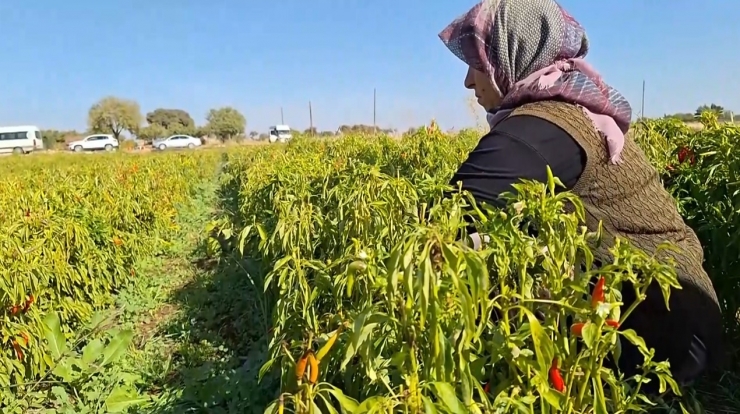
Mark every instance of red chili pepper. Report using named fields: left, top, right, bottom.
left=549, top=357, right=566, bottom=392
left=20, top=332, right=30, bottom=345
left=12, top=341, right=24, bottom=360
left=22, top=294, right=35, bottom=312
left=572, top=319, right=619, bottom=337
left=591, top=277, right=606, bottom=308
left=677, top=147, right=688, bottom=163
left=677, top=147, right=696, bottom=166
left=484, top=382, right=491, bottom=394
left=10, top=305, right=20, bottom=316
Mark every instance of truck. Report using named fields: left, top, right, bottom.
left=268, top=125, right=292, bottom=143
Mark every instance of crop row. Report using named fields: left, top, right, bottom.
left=210, top=114, right=740, bottom=413
left=0, top=151, right=221, bottom=387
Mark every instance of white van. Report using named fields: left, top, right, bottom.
left=268, top=125, right=292, bottom=143
left=0, top=125, right=43, bottom=154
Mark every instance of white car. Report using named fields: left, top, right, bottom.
left=152, top=135, right=202, bottom=151
left=68, top=134, right=119, bottom=152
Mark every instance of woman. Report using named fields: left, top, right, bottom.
left=438, top=0, right=723, bottom=388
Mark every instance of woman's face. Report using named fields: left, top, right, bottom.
left=464, top=66, right=502, bottom=111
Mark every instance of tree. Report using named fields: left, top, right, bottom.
left=137, top=124, right=167, bottom=143
left=205, top=107, right=246, bottom=141
left=192, top=126, right=209, bottom=138
left=146, top=108, right=195, bottom=133
left=695, top=104, right=725, bottom=117
left=664, top=113, right=695, bottom=122
left=249, top=131, right=259, bottom=140
left=41, top=129, right=81, bottom=144
left=88, top=97, right=142, bottom=139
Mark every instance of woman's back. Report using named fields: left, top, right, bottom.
left=506, top=100, right=723, bottom=376
left=439, top=0, right=725, bottom=386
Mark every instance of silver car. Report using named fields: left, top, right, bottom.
left=152, top=135, right=202, bottom=151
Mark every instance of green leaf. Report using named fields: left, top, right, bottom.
left=87, top=312, right=108, bottom=331
left=221, top=227, right=232, bottom=239
left=238, top=224, right=252, bottom=255
left=355, top=396, right=386, bottom=413
left=326, top=385, right=359, bottom=413
left=440, top=242, right=460, bottom=271
left=582, top=322, right=599, bottom=349
left=546, top=166, right=556, bottom=195
left=51, top=361, right=74, bottom=383
left=534, top=374, right=562, bottom=410
left=430, top=382, right=467, bottom=414
left=620, top=329, right=649, bottom=354
left=256, top=223, right=267, bottom=242
left=612, top=333, right=623, bottom=364
left=104, top=386, right=150, bottom=412
left=341, top=311, right=377, bottom=370
left=263, top=401, right=278, bottom=414
left=465, top=252, right=489, bottom=302
left=519, top=307, right=554, bottom=372
left=422, top=396, right=439, bottom=414
left=100, top=329, right=134, bottom=367
left=318, top=393, right=340, bottom=414
left=42, top=313, right=67, bottom=360
left=51, top=386, right=68, bottom=403
left=386, top=243, right=402, bottom=296
left=81, top=338, right=104, bottom=366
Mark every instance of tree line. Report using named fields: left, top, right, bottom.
left=662, top=104, right=735, bottom=123
left=87, top=96, right=246, bottom=142
left=40, top=96, right=735, bottom=147
left=41, top=96, right=400, bottom=147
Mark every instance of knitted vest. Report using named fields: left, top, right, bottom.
left=507, top=101, right=718, bottom=307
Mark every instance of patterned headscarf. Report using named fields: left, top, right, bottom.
left=439, top=0, right=632, bottom=164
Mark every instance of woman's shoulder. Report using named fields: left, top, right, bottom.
left=489, top=107, right=587, bottom=190
left=508, top=101, right=589, bottom=128
left=504, top=101, right=604, bottom=152
left=493, top=103, right=582, bottom=151
left=494, top=111, right=573, bottom=139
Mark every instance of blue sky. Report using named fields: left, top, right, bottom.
left=0, top=0, right=738, bottom=133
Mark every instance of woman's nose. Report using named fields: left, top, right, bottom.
left=464, top=67, right=475, bottom=89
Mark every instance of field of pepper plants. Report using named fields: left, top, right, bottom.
left=0, top=150, right=224, bottom=412
left=206, top=113, right=740, bottom=414
left=2, top=112, right=740, bottom=413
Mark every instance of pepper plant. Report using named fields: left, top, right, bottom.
left=211, top=129, right=688, bottom=413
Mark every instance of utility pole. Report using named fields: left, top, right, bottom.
left=373, top=88, right=377, bottom=133
left=280, top=107, right=284, bottom=124
left=640, top=80, right=645, bottom=119
left=309, top=101, right=313, bottom=135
